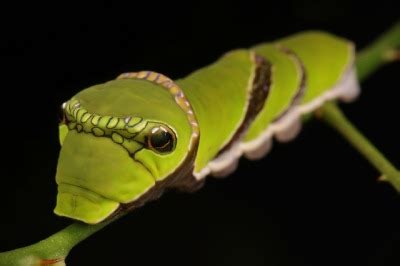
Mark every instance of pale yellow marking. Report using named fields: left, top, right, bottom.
left=98, top=116, right=112, bottom=128
left=91, top=115, right=101, bottom=126
left=76, top=109, right=87, bottom=121
left=112, top=133, right=124, bottom=144
left=148, top=71, right=159, bottom=81
left=127, top=117, right=142, bottom=127
left=126, top=121, right=147, bottom=134
left=156, top=74, right=169, bottom=84
left=81, top=113, right=92, bottom=123
left=68, top=122, right=76, bottom=130
left=107, top=117, right=120, bottom=128
left=137, top=71, right=148, bottom=79
left=76, top=124, right=83, bottom=132
left=169, top=85, right=180, bottom=95
left=92, top=127, right=105, bottom=136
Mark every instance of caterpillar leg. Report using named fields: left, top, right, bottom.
left=208, top=143, right=242, bottom=177
left=171, top=175, right=206, bottom=193
left=240, top=133, right=274, bottom=160
left=274, top=111, right=303, bottom=142
left=336, top=68, right=361, bottom=103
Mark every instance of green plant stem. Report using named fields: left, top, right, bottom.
left=1, top=20, right=400, bottom=266
left=0, top=215, right=121, bottom=265
left=317, top=20, right=400, bottom=191
left=318, top=102, right=400, bottom=191
left=356, top=21, right=400, bottom=81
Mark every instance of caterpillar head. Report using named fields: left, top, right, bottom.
left=55, top=72, right=199, bottom=224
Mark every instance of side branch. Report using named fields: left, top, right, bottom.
left=317, top=20, right=400, bottom=191
left=356, top=21, right=400, bottom=81
left=318, top=102, right=400, bottom=191
left=0, top=215, right=120, bottom=265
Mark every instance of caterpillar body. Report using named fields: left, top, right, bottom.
left=56, top=31, right=360, bottom=224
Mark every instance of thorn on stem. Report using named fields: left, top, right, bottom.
left=314, top=108, right=324, bottom=119
left=40, top=257, right=66, bottom=266
left=377, top=175, right=386, bottom=182
left=383, top=49, right=400, bottom=62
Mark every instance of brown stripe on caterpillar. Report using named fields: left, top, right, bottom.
left=218, top=51, right=272, bottom=155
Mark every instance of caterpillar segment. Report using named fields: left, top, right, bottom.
left=183, top=31, right=359, bottom=180
left=55, top=31, right=360, bottom=223
left=241, top=31, right=360, bottom=159
left=177, top=50, right=272, bottom=179
left=240, top=43, right=307, bottom=159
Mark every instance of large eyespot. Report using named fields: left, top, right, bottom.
left=147, top=126, right=176, bottom=153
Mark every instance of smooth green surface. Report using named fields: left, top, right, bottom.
left=59, top=124, right=68, bottom=146
left=55, top=79, right=193, bottom=223
left=55, top=131, right=153, bottom=223
left=56, top=184, right=119, bottom=224
left=244, top=44, right=303, bottom=141
left=277, top=31, right=353, bottom=105
left=177, top=49, right=254, bottom=172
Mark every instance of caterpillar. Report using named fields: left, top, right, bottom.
left=56, top=31, right=360, bottom=224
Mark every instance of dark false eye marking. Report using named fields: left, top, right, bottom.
left=147, top=126, right=176, bottom=153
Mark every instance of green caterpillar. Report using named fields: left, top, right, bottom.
left=56, top=31, right=359, bottom=224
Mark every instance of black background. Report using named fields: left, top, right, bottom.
left=1, top=1, right=399, bottom=265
